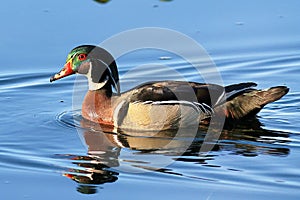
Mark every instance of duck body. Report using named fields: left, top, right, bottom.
left=50, top=45, right=289, bottom=131
left=82, top=81, right=222, bottom=130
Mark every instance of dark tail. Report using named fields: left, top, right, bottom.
left=215, top=86, right=289, bottom=120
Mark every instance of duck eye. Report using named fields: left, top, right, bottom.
left=78, top=54, right=87, bottom=61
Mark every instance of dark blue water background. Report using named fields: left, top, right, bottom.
left=1, top=0, right=300, bottom=199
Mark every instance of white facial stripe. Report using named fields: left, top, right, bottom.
left=87, top=62, right=109, bottom=91
left=96, top=59, right=118, bottom=93
left=86, top=59, right=118, bottom=92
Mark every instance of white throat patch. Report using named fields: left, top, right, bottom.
left=86, top=62, right=109, bottom=91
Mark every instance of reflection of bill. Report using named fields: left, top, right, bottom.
left=63, top=117, right=290, bottom=194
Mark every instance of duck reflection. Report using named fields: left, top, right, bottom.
left=63, top=117, right=290, bottom=194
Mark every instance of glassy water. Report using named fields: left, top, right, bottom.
left=1, top=0, right=300, bottom=199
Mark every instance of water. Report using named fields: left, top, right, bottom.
left=1, top=0, right=300, bottom=199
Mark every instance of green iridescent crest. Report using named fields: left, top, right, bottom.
left=66, top=46, right=93, bottom=71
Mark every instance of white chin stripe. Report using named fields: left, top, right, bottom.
left=88, top=78, right=108, bottom=91
left=87, top=62, right=109, bottom=91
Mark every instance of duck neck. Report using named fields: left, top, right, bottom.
left=82, top=88, right=114, bottom=125
left=88, top=80, right=113, bottom=97
left=88, top=79, right=109, bottom=91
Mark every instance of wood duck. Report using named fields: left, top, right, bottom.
left=50, top=45, right=289, bottom=131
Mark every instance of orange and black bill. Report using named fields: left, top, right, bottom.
left=50, top=60, right=75, bottom=82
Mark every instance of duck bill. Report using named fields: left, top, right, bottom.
left=50, top=60, right=75, bottom=82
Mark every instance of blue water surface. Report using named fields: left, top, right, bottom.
left=1, top=0, right=300, bottom=199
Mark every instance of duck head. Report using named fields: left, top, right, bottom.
left=50, top=45, right=120, bottom=94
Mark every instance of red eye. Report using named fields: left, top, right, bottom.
left=78, top=54, right=87, bottom=61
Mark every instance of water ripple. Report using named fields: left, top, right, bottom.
left=1, top=48, right=300, bottom=196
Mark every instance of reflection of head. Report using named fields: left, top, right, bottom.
left=64, top=155, right=119, bottom=193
